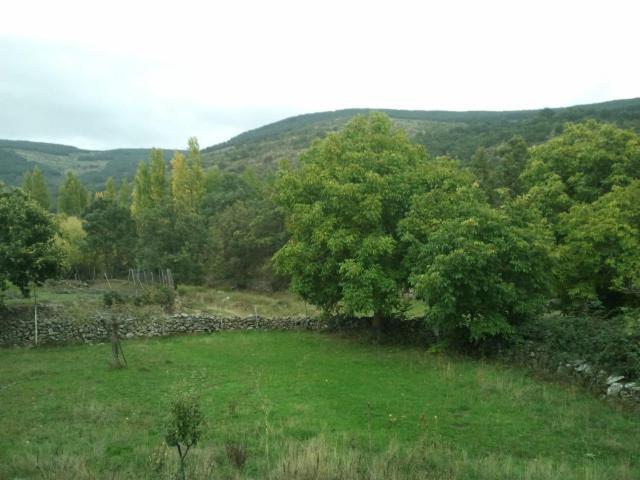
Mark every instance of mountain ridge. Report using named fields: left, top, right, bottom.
left=2, top=97, right=639, bottom=189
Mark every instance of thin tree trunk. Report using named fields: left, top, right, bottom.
left=372, top=311, right=385, bottom=339
left=110, top=319, right=123, bottom=367
left=34, top=286, right=38, bottom=347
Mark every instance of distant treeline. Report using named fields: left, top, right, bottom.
left=19, top=138, right=285, bottom=290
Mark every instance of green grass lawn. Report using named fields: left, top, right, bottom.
left=1, top=332, right=638, bottom=479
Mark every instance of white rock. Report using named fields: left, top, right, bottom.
left=607, top=383, right=624, bottom=396
left=607, top=375, right=625, bottom=385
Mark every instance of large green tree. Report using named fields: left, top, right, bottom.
left=401, top=160, right=553, bottom=344
left=0, top=187, right=62, bottom=301
left=521, top=121, right=640, bottom=310
left=274, top=113, right=426, bottom=326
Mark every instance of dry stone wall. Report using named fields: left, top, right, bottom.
left=0, top=307, right=326, bottom=346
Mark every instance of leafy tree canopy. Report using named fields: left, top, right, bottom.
left=401, top=160, right=554, bottom=343
left=522, top=121, right=640, bottom=214
left=556, top=180, right=640, bottom=309
left=0, top=187, right=62, bottom=300
left=274, top=113, right=426, bottom=321
left=83, top=199, right=136, bottom=276
left=54, top=215, right=89, bottom=277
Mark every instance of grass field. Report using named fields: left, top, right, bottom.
left=1, top=331, right=638, bottom=479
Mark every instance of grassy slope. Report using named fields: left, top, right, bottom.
left=1, top=332, right=638, bottom=479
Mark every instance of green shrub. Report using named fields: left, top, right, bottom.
left=103, top=290, right=126, bottom=308
left=133, top=285, right=176, bottom=311
left=164, top=395, right=205, bottom=480
left=516, top=310, right=640, bottom=379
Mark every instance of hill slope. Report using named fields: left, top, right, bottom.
left=0, top=140, right=174, bottom=191
left=2, top=98, right=639, bottom=189
left=201, top=98, right=640, bottom=171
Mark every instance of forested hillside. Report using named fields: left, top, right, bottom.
left=201, top=97, right=640, bottom=171
left=2, top=98, right=639, bottom=190
left=0, top=140, right=174, bottom=192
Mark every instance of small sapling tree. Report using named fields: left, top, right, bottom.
left=165, top=396, right=205, bottom=480
left=101, top=291, right=127, bottom=368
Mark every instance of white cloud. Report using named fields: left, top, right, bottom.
left=1, top=0, right=639, bottom=148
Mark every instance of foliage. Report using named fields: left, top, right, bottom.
left=555, top=181, right=640, bottom=308
left=57, top=171, right=89, bottom=216
left=103, top=290, right=126, bottom=307
left=522, top=120, right=640, bottom=215
left=134, top=285, right=176, bottom=311
left=469, top=136, right=529, bottom=204
left=201, top=169, right=254, bottom=218
left=54, top=215, right=90, bottom=277
left=521, top=121, right=640, bottom=310
left=401, top=160, right=554, bottom=344
left=131, top=147, right=202, bottom=284
left=274, top=113, right=426, bottom=320
left=209, top=196, right=286, bottom=289
left=102, top=284, right=175, bottom=311
left=83, top=199, right=136, bottom=276
left=516, top=310, right=640, bottom=380
left=0, top=187, right=62, bottom=300
left=22, top=166, right=51, bottom=210
left=118, top=176, right=132, bottom=207
left=100, top=177, right=117, bottom=202
left=131, top=159, right=151, bottom=216
left=171, top=138, right=205, bottom=215
left=165, top=395, right=205, bottom=480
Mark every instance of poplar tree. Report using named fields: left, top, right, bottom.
left=104, top=177, right=117, bottom=202
left=22, top=167, right=51, bottom=210
left=149, top=148, right=168, bottom=203
left=57, top=172, right=89, bottom=216
left=118, top=177, right=132, bottom=207
left=131, top=160, right=151, bottom=216
left=133, top=151, right=175, bottom=273
left=169, top=139, right=207, bottom=283
left=171, top=138, right=204, bottom=213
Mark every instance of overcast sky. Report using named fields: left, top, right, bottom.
left=1, top=0, right=639, bottom=150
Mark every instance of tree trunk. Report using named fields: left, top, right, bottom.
left=111, top=329, right=121, bottom=367
left=110, top=318, right=123, bottom=368
left=372, top=311, right=385, bottom=339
